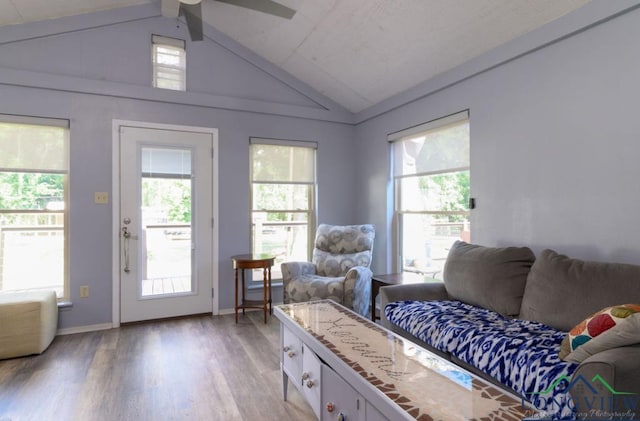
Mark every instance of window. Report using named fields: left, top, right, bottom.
left=250, top=138, right=316, bottom=281
left=152, top=35, right=186, bottom=91
left=0, top=116, right=69, bottom=299
left=391, top=111, right=470, bottom=277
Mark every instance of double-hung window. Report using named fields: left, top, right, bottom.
left=152, top=35, right=186, bottom=91
left=391, top=111, right=470, bottom=277
left=250, top=138, right=316, bottom=281
left=0, top=116, right=70, bottom=299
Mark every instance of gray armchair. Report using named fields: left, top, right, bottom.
left=281, top=224, right=375, bottom=317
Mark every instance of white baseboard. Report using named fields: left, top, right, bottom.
left=217, top=308, right=236, bottom=315
left=217, top=302, right=284, bottom=316
left=56, top=322, right=113, bottom=336
left=56, top=305, right=286, bottom=334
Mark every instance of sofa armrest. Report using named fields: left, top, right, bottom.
left=571, top=345, right=640, bottom=419
left=344, top=266, right=373, bottom=317
left=379, top=282, right=449, bottom=329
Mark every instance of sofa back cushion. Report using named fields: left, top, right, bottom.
left=443, top=241, right=535, bottom=317
left=520, top=249, right=640, bottom=331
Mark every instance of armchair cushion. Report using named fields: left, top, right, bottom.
left=313, top=224, right=375, bottom=276
left=284, top=274, right=345, bottom=305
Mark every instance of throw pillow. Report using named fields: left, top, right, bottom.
left=559, top=304, right=640, bottom=362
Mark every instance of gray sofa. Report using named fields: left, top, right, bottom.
left=381, top=241, right=640, bottom=420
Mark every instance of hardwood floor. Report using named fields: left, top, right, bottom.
left=0, top=312, right=316, bottom=421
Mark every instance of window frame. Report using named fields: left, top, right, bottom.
left=390, top=111, right=470, bottom=275
left=249, top=138, right=317, bottom=281
left=152, top=35, right=186, bottom=91
left=0, top=114, right=70, bottom=300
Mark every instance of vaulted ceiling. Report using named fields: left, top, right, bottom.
left=0, top=0, right=590, bottom=113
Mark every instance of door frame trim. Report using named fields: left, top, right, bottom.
left=111, top=119, right=219, bottom=327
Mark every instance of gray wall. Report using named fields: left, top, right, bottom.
left=355, top=4, right=640, bottom=275
left=4, top=2, right=640, bottom=330
left=0, top=6, right=356, bottom=329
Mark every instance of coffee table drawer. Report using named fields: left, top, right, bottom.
left=302, top=343, right=322, bottom=419
left=365, top=401, right=388, bottom=421
left=321, top=364, right=361, bottom=421
left=282, top=326, right=302, bottom=385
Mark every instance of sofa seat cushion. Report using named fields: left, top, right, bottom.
left=385, top=300, right=579, bottom=418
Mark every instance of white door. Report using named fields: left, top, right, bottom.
left=119, top=125, right=213, bottom=323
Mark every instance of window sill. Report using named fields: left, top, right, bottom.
left=247, top=281, right=283, bottom=290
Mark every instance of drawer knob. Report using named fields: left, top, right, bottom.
left=287, top=351, right=295, bottom=358
left=306, top=379, right=314, bottom=388
left=283, top=346, right=290, bottom=352
left=326, top=402, right=335, bottom=413
left=301, top=372, right=309, bottom=380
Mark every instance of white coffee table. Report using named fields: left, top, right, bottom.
left=275, top=300, right=530, bottom=421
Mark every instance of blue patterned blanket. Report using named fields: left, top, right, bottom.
left=385, top=300, right=579, bottom=419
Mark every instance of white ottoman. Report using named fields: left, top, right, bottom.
left=0, top=290, right=58, bottom=359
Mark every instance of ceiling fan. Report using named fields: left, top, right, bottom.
left=161, top=0, right=297, bottom=41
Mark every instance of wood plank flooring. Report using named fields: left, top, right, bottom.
left=0, top=312, right=316, bottom=421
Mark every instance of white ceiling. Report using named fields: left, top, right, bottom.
left=0, top=0, right=591, bottom=113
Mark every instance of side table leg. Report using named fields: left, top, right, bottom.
left=234, top=268, right=239, bottom=323
left=262, top=267, right=267, bottom=323
left=268, top=266, right=272, bottom=315
left=241, top=268, right=246, bottom=315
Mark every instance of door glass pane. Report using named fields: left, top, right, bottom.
left=140, top=147, right=193, bottom=297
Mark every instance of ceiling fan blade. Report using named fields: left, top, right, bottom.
left=215, top=0, right=296, bottom=19
left=181, top=3, right=204, bottom=41
left=161, top=0, right=180, bottom=18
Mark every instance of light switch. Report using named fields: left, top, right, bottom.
left=94, top=192, right=109, bottom=204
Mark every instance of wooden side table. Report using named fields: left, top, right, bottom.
left=371, top=272, right=440, bottom=321
left=231, top=254, right=276, bottom=324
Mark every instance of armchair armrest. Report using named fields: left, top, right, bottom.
left=281, top=262, right=317, bottom=304
left=379, top=282, right=449, bottom=329
left=571, top=345, right=640, bottom=419
left=281, top=262, right=317, bottom=281
left=344, top=266, right=373, bottom=317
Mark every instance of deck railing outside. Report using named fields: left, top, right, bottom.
left=0, top=215, right=64, bottom=296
